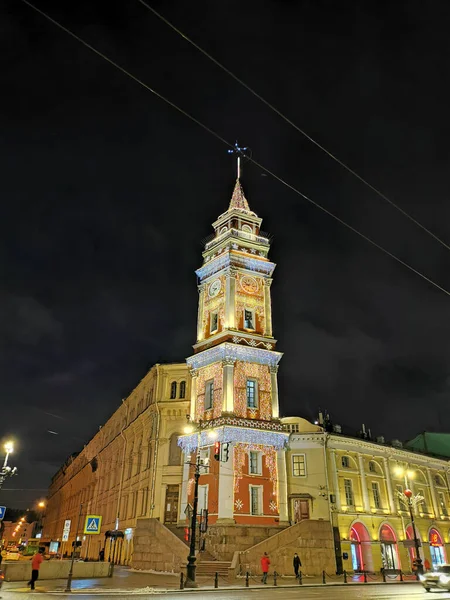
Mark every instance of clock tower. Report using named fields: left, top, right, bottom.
left=179, top=177, right=288, bottom=526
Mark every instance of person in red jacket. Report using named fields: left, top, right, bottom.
left=261, top=552, right=270, bottom=584
left=27, top=548, right=44, bottom=590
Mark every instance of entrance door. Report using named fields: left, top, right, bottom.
left=293, top=499, right=310, bottom=522
left=351, top=544, right=361, bottom=571
left=164, top=485, right=179, bottom=524
left=430, top=545, right=446, bottom=568
left=381, top=543, right=398, bottom=569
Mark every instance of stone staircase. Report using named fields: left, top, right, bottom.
left=165, top=525, right=189, bottom=546
left=196, top=551, right=231, bottom=577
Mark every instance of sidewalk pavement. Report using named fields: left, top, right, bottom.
left=2, top=566, right=419, bottom=594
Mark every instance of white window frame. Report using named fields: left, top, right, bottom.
left=249, top=450, right=262, bottom=475
left=210, top=310, right=219, bottom=334
left=371, top=481, right=382, bottom=509
left=249, top=485, right=263, bottom=515
left=204, top=379, right=214, bottom=410
left=292, top=454, right=307, bottom=477
left=246, top=378, right=258, bottom=409
left=199, top=447, right=210, bottom=468
left=344, top=478, right=354, bottom=506
left=243, top=307, right=255, bottom=330
left=198, top=484, right=209, bottom=512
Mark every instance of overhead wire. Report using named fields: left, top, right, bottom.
left=137, top=0, right=450, bottom=253
left=19, top=0, right=450, bottom=299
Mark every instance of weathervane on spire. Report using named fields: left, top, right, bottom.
left=227, top=141, right=250, bottom=179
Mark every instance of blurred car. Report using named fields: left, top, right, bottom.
left=6, top=549, right=20, bottom=560
left=420, top=564, right=450, bottom=592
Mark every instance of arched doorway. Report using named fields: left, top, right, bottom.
left=379, top=524, right=400, bottom=570
left=350, top=522, right=373, bottom=572
left=429, top=529, right=447, bottom=568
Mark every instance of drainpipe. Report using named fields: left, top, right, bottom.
left=150, top=364, right=162, bottom=518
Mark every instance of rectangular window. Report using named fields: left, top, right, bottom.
left=141, top=488, right=148, bottom=516
left=344, top=479, right=354, bottom=506
left=246, top=379, right=258, bottom=408
left=292, top=454, right=306, bottom=477
left=244, top=309, right=255, bottom=330
left=341, top=456, right=350, bottom=468
left=439, top=492, right=448, bottom=516
left=250, top=486, right=262, bottom=515
left=418, top=489, right=428, bottom=513
left=198, top=485, right=209, bottom=512
left=205, top=380, right=214, bottom=410
left=199, top=447, right=210, bottom=468
left=210, top=311, right=219, bottom=333
left=249, top=451, right=261, bottom=475
left=396, top=484, right=404, bottom=509
left=372, top=482, right=382, bottom=509
left=369, top=461, right=376, bottom=473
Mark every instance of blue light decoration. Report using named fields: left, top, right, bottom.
left=187, top=342, right=282, bottom=369
left=196, top=253, right=276, bottom=280
left=178, top=425, right=288, bottom=453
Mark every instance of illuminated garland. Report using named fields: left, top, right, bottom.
left=196, top=363, right=223, bottom=421
left=196, top=254, right=275, bottom=280
left=187, top=342, right=282, bottom=369
left=178, top=425, right=288, bottom=453
left=234, top=361, right=272, bottom=420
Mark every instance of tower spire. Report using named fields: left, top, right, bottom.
left=227, top=141, right=249, bottom=180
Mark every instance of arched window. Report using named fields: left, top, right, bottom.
left=170, top=381, right=177, bottom=399
left=179, top=381, right=186, bottom=399
left=168, top=433, right=182, bottom=466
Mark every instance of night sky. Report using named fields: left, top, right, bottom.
left=3, top=0, right=450, bottom=509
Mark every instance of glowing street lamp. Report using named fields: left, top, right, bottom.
left=394, top=465, right=423, bottom=576
left=0, top=440, right=18, bottom=490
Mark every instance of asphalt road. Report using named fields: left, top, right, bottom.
left=0, top=583, right=444, bottom=599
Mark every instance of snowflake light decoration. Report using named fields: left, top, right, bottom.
left=234, top=361, right=272, bottom=420
left=235, top=499, right=244, bottom=511
left=269, top=501, right=278, bottom=512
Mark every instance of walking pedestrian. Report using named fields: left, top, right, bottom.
left=99, top=548, right=105, bottom=562
left=293, top=552, right=302, bottom=578
left=261, top=552, right=270, bottom=584
left=27, top=548, right=45, bottom=590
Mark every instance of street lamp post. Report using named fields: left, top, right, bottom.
left=395, top=466, right=423, bottom=576
left=185, top=452, right=201, bottom=588
left=0, top=441, right=17, bottom=490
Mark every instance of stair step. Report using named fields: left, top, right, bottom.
left=196, top=560, right=231, bottom=577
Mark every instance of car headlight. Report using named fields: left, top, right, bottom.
left=439, top=574, right=450, bottom=584
left=419, top=575, right=426, bottom=581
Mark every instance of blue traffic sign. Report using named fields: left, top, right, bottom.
left=0, top=506, right=6, bottom=520
left=83, top=515, right=102, bottom=535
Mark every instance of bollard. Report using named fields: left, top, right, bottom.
left=400, top=571, right=403, bottom=582
left=298, top=570, right=303, bottom=585
left=382, top=570, right=386, bottom=583
left=274, top=571, right=277, bottom=586
left=214, top=572, right=219, bottom=588
left=180, top=572, right=184, bottom=590
left=322, top=570, right=326, bottom=584
left=246, top=571, right=249, bottom=587
left=343, top=570, right=347, bottom=584
left=364, top=571, right=367, bottom=583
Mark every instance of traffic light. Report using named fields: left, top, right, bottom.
left=222, top=443, right=230, bottom=462
left=213, top=441, right=221, bottom=461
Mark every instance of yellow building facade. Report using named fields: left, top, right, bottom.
left=283, top=416, right=450, bottom=574
left=43, top=363, right=189, bottom=563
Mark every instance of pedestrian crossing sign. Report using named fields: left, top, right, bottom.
left=83, top=515, right=102, bottom=535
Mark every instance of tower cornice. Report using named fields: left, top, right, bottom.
left=186, top=341, right=282, bottom=370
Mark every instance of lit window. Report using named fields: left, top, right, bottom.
left=341, top=456, right=350, bottom=468
left=179, top=381, right=186, bottom=399
left=246, top=379, right=258, bottom=408
left=244, top=309, right=254, bottom=330
left=250, top=486, right=262, bottom=515
left=292, top=454, right=306, bottom=477
left=210, top=311, right=219, bottom=333
left=249, top=451, right=261, bottom=475
left=372, top=482, right=382, bottom=509
left=205, top=380, right=214, bottom=410
left=344, top=479, right=354, bottom=506
left=170, top=381, right=177, bottom=399
left=439, top=492, right=448, bottom=516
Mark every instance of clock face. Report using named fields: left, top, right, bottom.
left=240, top=275, right=259, bottom=294
left=209, top=279, right=222, bottom=297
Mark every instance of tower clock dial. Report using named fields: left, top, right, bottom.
left=240, top=275, right=259, bottom=294
left=209, top=279, right=222, bottom=297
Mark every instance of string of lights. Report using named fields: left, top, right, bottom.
left=138, top=0, right=450, bottom=253
left=19, top=0, right=450, bottom=300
